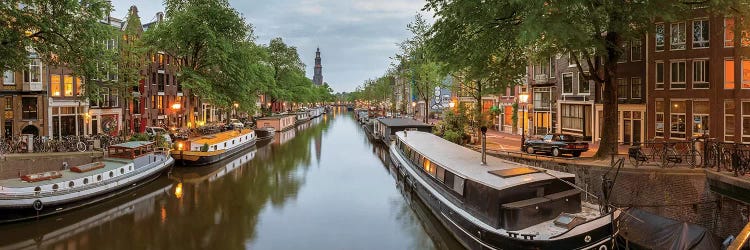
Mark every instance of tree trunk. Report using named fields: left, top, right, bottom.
left=593, top=32, right=621, bottom=159
left=423, top=98, right=429, bottom=124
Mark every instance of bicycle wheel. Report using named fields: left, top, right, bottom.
left=628, top=154, right=641, bottom=167
left=662, top=148, right=678, bottom=168
left=722, top=149, right=734, bottom=172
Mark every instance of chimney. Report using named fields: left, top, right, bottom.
left=157, top=12, right=164, bottom=22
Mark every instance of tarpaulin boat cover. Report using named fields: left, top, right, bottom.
left=617, top=208, right=721, bottom=250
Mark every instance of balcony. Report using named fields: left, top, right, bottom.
left=23, top=82, right=42, bottom=92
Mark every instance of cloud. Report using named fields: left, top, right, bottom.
left=109, top=0, right=431, bottom=92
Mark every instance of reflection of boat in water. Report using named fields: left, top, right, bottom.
left=173, top=129, right=257, bottom=166
left=170, top=146, right=258, bottom=184
left=274, top=127, right=296, bottom=145
left=390, top=131, right=615, bottom=250
left=0, top=179, right=173, bottom=250
left=0, top=141, right=173, bottom=224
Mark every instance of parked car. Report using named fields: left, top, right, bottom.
left=229, top=119, right=244, bottom=129
left=522, top=133, right=589, bottom=157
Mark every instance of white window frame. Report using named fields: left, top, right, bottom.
left=655, top=99, right=665, bottom=138
left=112, top=89, right=119, bottom=107
left=670, top=22, right=687, bottom=50
left=692, top=100, right=709, bottom=136
left=743, top=101, right=750, bottom=143
left=618, top=42, right=628, bottom=63
left=25, top=59, right=42, bottom=84
left=743, top=59, right=750, bottom=89
left=725, top=18, right=735, bottom=48
left=578, top=72, right=590, bottom=95
left=656, top=23, right=665, bottom=51
left=561, top=72, right=574, bottom=95
left=693, top=59, right=709, bottom=89
left=670, top=100, right=687, bottom=139
left=3, top=71, right=13, bottom=85
left=670, top=60, right=686, bottom=89
left=549, top=57, right=556, bottom=78
left=101, top=87, right=110, bottom=108
left=692, top=19, right=710, bottom=49
left=617, top=78, right=628, bottom=99
left=568, top=52, right=578, bottom=67
left=726, top=100, right=735, bottom=142
left=656, top=61, right=665, bottom=90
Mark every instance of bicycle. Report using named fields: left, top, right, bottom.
left=628, top=144, right=648, bottom=167
left=731, top=147, right=750, bottom=176
left=660, top=142, right=681, bottom=168
left=684, top=137, right=703, bottom=168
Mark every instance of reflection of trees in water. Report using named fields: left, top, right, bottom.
left=50, top=116, right=336, bottom=250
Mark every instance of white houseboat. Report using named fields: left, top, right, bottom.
left=173, top=129, right=256, bottom=166
left=389, top=131, right=616, bottom=250
left=0, top=141, right=173, bottom=223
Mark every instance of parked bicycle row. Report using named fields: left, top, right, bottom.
left=628, top=138, right=750, bottom=176
left=0, top=134, right=126, bottom=154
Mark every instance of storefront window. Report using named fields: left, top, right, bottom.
left=693, top=101, right=709, bottom=136
left=656, top=100, right=665, bottom=137
left=670, top=101, right=686, bottom=139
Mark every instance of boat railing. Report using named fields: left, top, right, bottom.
left=154, top=147, right=170, bottom=157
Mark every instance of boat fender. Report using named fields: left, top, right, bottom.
left=32, top=199, right=43, bottom=211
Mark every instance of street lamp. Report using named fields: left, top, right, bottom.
left=233, top=103, right=239, bottom=119
left=519, top=92, right=529, bottom=149
left=449, top=101, right=456, bottom=109
left=411, top=101, right=417, bottom=120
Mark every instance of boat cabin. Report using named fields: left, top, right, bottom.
left=374, top=118, right=433, bottom=144
left=257, top=115, right=296, bottom=132
left=188, top=129, right=255, bottom=152
left=394, top=131, right=582, bottom=231
left=108, top=141, right=156, bottom=159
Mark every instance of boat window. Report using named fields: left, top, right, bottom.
left=224, top=142, right=227, bottom=148
left=453, top=176, right=465, bottom=196
left=110, top=171, right=114, bottom=178
left=129, top=166, right=133, bottom=171
left=34, top=186, right=41, bottom=193
left=120, top=168, right=125, bottom=174
left=436, top=166, right=445, bottom=183
left=97, top=175, right=102, bottom=182
left=444, top=171, right=454, bottom=188
left=69, top=181, right=74, bottom=188
left=83, top=178, right=89, bottom=184
left=53, top=184, right=59, bottom=190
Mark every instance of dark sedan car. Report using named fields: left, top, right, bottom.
left=522, top=134, right=589, bottom=157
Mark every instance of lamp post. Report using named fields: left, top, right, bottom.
left=171, top=103, right=182, bottom=128
left=233, top=103, right=239, bottom=119
left=411, top=101, right=417, bottom=120
left=519, top=92, right=529, bottom=149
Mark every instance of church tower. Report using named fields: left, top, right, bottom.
left=313, top=47, right=323, bottom=85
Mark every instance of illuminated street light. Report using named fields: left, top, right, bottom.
left=519, top=92, right=529, bottom=149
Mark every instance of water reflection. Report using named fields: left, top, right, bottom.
left=0, top=111, right=458, bottom=250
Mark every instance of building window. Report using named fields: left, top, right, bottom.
left=693, top=101, right=709, bottom=136
left=64, top=75, right=73, bottom=96
left=670, top=100, right=686, bottom=139
left=21, top=97, right=37, bottom=120
left=23, top=59, right=42, bottom=83
left=743, top=102, right=750, bottom=143
left=654, top=100, right=664, bottom=137
left=112, top=89, right=119, bottom=107
left=562, top=73, right=573, bottom=94
left=726, top=100, right=735, bottom=142
left=533, top=87, right=551, bottom=110
left=693, top=60, right=709, bottom=89
left=656, top=23, right=665, bottom=51
left=76, top=77, right=83, bottom=96
left=618, top=42, right=628, bottom=63
left=656, top=62, right=665, bottom=89
left=617, top=78, right=627, bottom=99
left=101, top=87, right=110, bottom=107
left=549, top=57, right=556, bottom=78
left=670, top=22, right=687, bottom=50
left=579, top=73, right=590, bottom=94
left=3, top=71, right=13, bottom=85
left=631, top=40, right=642, bottom=61
left=744, top=60, right=750, bottom=88
left=158, top=73, right=164, bottom=92
left=693, top=19, right=709, bottom=48
left=631, top=77, right=641, bottom=99
left=51, top=74, right=61, bottom=96
left=561, top=104, right=584, bottom=131
left=670, top=61, right=686, bottom=89
left=726, top=59, right=736, bottom=89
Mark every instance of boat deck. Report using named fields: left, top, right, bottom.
left=190, top=129, right=253, bottom=146
left=0, top=158, right=131, bottom=188
left=396, top=131, right=573, bottom=191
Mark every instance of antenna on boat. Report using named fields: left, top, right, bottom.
left=480, top=126, right=487, bottom=165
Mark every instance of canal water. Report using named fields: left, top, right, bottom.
left=0, top=108, right=461, bottom=250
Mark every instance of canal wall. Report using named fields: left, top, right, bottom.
left=488, top=152, right=748, bottom=239
left=0, top=152, right=103, bottom=179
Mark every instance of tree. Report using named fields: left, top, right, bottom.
left=395, top=14, right=444, bottom=123
left=115, top=6, right=147, bottom=135
left=143, top=0, right=269, bottom=116
left=266, top=37, right=306, bottom=111
left=0, top=0, right=112, bottom=99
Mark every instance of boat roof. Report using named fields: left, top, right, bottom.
left=377, top=118, right=433, bottom=128
left=191, top=129, right=253, bottom=145
left=396, top=131, right=573, bottom=190
left=257, top=115, right=295, bottom=120
left=111, top=141, right=153, bottom=149
left=0, top=158, right=132, bottom=188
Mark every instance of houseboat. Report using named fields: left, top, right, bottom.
left=374, top=118, right=433, bottom=144
left=0, top=141, right=173, bottom=223
left=308, top=106, right=324, bottom=118
left=389, top=131, right=616, bottom=250
left=274, top=127, right=296, bottom=145
left=256, top=114, right=296, bottom=132
left=295, top=111, right=311, bottom=125
left=255, top=127, right=275, bottom=141
left=173, top=128, right=257, bottom=166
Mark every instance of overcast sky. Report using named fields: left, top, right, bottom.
left=109, top=0, right=430, bottom=93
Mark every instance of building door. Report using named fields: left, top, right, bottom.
left=622, top=111, right=643, bottom=145
left=623, top=119, right=632, bottom=144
